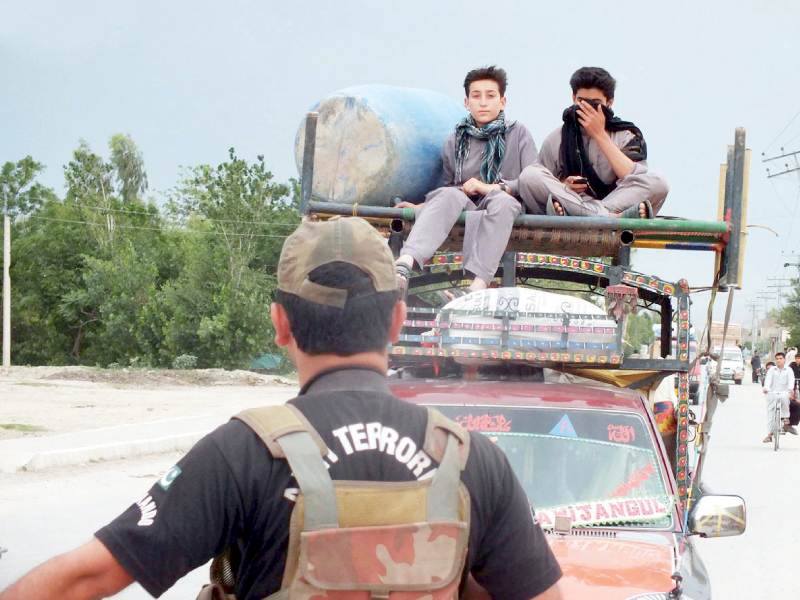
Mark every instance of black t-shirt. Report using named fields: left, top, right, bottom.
left=790, top=361, right=800, bottom=380
left=96, top=368, right=561, bottom=600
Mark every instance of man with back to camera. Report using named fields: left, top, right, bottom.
left=517, top=66, right=669, bottom=219
left=751, top=349, right=761, bottom=383
left=0, top=216, right=563, bottom=600
left=395, top=65, right=538, bottom=298
left=762, top=351, right=793, bottom=443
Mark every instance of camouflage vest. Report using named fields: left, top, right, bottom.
left=200, top=404, right=471, bottom=600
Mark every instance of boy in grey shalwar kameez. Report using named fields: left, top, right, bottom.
left=395, top=65, right=538, bottom=297
left=518, top=66, right=668, bottom=219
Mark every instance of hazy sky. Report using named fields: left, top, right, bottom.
left=3, top=0, right=799, bottom=335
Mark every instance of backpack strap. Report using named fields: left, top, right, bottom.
left=423, top=407, right=470, bottom=470
left=235, top=405, right=329, bottom=459
left=424, top=408, right=471, bottom=522
left=234, top=406, right=339, bottom=530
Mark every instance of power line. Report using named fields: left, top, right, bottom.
left=764, top=108, right=800, bottom=153
left=50, top=203, right=301, bottom=229
left=26, top=215, right=294, bottom=238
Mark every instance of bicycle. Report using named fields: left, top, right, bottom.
left=767, top=391, right=788, bottom=451
left=772, top=392, right=781, bottom=451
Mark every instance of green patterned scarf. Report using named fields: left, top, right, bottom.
left=454, top=111, right=508, bottom=184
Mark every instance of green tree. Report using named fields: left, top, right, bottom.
left=158, top=149, right=298, bottom=368
left=109, top=134, right=148, bottom=204
left=12, top=137, right=170, bottom=363
left=1, top=157, right=56, bottom=218
left=623, top=310, right=658, bottom=357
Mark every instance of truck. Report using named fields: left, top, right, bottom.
left=295, top=87, right=749, bottom=599
left=710, top=320, right=743, bottom=350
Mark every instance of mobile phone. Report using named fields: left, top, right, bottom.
left=572, top=177, right=588, bottom=184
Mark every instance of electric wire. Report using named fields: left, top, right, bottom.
left=764, top=108, right=800, bottom=153
left=25, top=215, right=294, bottom=238
left=45, top=203, right=301, bottom=228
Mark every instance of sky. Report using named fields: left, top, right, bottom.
left=3, top=0, right=800, bottom=339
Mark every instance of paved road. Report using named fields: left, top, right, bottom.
left=0, top=451, right=209, bottom=599
left=1, top=375, right=798, bottom=599
left=695, top=373, right=800, bottom=598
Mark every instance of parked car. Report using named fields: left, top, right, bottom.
left=391, top=378, right=745, bottom=600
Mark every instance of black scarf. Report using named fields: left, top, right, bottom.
left=559, top=104, right=647, bottom=199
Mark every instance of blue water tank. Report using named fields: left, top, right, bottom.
left=295, top=85, right=466, bottom=207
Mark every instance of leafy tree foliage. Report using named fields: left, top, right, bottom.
left=6, top=139, right=298, bottom=369
left=1, top=157, right=57, bottom=218
left=623, top=310, right=658, bottom=357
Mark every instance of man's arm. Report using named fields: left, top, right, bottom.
left=462, top=577, right=563, bottom=600
left=576, top=100, right=635, bottom=179
left=763, top=367, right=774, bottom=393
left=442, top=133, right=456, bottom=187
left=0, top=538, right=134, bottom=600
left=501, top=123, right=538, bottom=197
left=531, top=582, right=564, bottom=599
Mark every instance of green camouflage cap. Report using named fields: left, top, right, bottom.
left=278, top=216, right=396, bottom=309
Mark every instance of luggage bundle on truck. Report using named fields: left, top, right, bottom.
left=294, top=85, right=749, bottom=599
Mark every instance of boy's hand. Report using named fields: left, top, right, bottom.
left=461, top=178, right=496, bottom=197
left=395, top=201, right=425, bottom=209
left=576, top=100, right=607, bottom=141
left=564, top=175, right=589, bottom=194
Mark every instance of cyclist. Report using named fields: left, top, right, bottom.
left=762, top=351, right=792, bottom=443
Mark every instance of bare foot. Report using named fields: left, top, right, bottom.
left=396, top=255, right=415, bottom=269
left=611, top=202, right=648, bottom=219
left=468, top=278, right=489, bottom=293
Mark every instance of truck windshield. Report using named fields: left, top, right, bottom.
left=433, top=405, right=673, bottom=527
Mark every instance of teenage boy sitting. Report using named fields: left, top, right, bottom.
left=395, top=65, right=538, bottom=297
left=518, top=66, right=668, bottom=219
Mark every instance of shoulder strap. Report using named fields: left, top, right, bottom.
left=423, top=407, right=470, bottom=469
left=234, top=405, right=338, bottom=530
left=234, top=404, right=329, bottom=459
left=424, top=408, right=471, bottom=522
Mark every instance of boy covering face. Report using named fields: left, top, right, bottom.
left=396, top=65, right=538, bottom=296
left=518, top=66, right=669, bottom=219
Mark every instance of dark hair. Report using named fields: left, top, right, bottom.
left=766, top=362, right=775, bottom=368
left=275, top=263, right=398, bottom=356
left=776, top=352, right=786, bottom=358
left=464, top=65, right=508, bottom=97
left=569, top=67, right=617, bottom=100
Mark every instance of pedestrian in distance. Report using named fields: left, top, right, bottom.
left=751, top=349, right=762, bottom=383
left=518, top=66, right=669, bottom=219
left=0, top=216, right=563, bottom=600
left=395, top=65, right=539, bottom=299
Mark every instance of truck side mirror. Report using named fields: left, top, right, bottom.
left=688, top=495, right=746, bottom=538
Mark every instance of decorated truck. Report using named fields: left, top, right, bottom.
left=294, top=85, right=749, bottom=599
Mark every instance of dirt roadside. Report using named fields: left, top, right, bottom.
left=0, top=366, right=300, bottom=441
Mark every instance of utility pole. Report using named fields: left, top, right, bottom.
left=2, top=194, right=9, bottom=367
left=757, top=292, right=779, bottom=355
left=757, top=292, right=777, bottom=314
left=767, top=277, right=791, bottom=311
left=745, top=299, right=763, bottom=351
left=764, top=148, right=800, bottom=183
left=784, top=256, right=800, bottom=280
